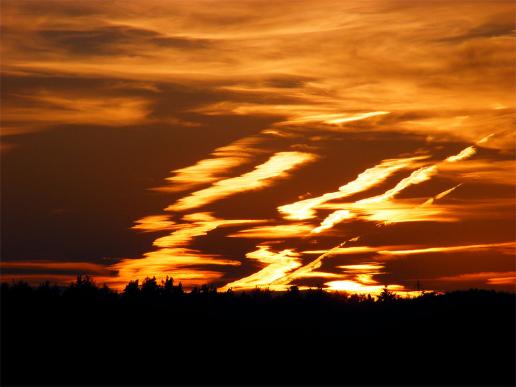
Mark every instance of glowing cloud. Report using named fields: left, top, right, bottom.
left=312, top=144, right=480, bottom=233
left=357, top=165, right=439, bottom=206
left=0, top=261, right=111, bottom=275
left=157, top=136, right=264, bottom=192
left=445, top=146, right=476, bottom=163
left=279, top=156, right=426, bottom=220
left=227, top=224, right=313, bottom=238
left=167, top=151, right=316, bottom=211
left=288, top=111, right=390, bottom=125
left=109, top=213, right=263, bottom=288
left=271, top=237, right=361, bottom=287
left=361, top=202, right=457, bottom=225
left=312, top=210, right=353, bottom=233
left=2, top=92, right=150, bottom=127
left=325, top=111, right=390, bottom=124
left=108, top=248, right=231, bottom=289
left=338, top=264, right=383, bottom=271
left=152, top=212, right=262, bottom=248
left=378, top=241, right=516, bottom=257
left=421, top=184, right=462, bottom=206
left=324, top=281, right=403, bottom=294
left=434, top=271, right=516, bottom=284
left=132, top=215, right=176, bottom=232
left=476, top=133, right=495, bottom=145
left=487, top=275, right=516, bottom=286
left=302, top=246, right=379, bottom=255
left=220, top=245, right=302, bottom=291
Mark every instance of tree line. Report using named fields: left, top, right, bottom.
left=1, top=275, right=514, bottom=386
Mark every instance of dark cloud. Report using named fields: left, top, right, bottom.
left=1, top=73, right=156, bottom=99
left=1, top=0, right=107, bottom=17
left=264, top=75, right=314, bottom=89
left=1, top=73, right=299, bottom=134
left=438, top=14, right=515, bottom=43
left=37, top=26, right=212, bottom=56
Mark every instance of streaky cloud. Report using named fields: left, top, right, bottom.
left=220, top=245, right=302, bottom=291
left=166, top=151, right=317, bottom=211
left=278, top=155, right=427, bottom=220
left=227, top=223, right=313, bottom=238
left=313, top=144, right=481, bottom=233
left=378, top=241, right=516, bottom=258
left=156, top=136, right=264, bottom=192
left=132, top=215, right=176, bottom=232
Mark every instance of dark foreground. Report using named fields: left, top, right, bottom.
left=1, top=277, right=515, bottom=386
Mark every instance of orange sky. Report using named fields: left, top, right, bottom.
left=1, top=0, right=515, bottom=294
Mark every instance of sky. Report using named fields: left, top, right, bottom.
left=1, top=0, right=515, bottom=294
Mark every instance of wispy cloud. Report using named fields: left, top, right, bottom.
left=0, top=261, right=111, bottom=274
left=132, top=215, right=176, bottom=232
left=227, top=223, right=313, bottom=238
left=166, top=151, right=317, bottom=212
left=278, top=156, right=426, bottom=220
left=220, top=245, right=302, bottom=290
left=312, top=144, right=481, bottom=233
left=445, top=146, right=476, bottom=163
left=108, top=212, right=263, bottom=288
left=155, top=136, right=265, bottom=192
left=378, top=241, right=516, bottom=258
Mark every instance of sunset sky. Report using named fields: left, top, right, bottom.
left=1, top=0, right=515, bottom=294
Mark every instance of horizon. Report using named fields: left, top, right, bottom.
left=4, top=274, right=516, bottom=300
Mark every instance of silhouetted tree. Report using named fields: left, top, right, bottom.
left=288, top=285, right=300, bottom=296
left=123, top=280, right=140, bottom=299
left=377, top=286, right=397, bottom=303
left=65, top=275, right=98, bottom=299
left=177, top=281, right=184, bottom=295
left=162, top=276, right=174, bottom=296
left=141, top=277, right=159, bottom=298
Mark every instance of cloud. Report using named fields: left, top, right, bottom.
left=0, top=260, right=112, bottom=275
left=37, top=26, right=210, bottom=56
left=312, top=144, right=481, bottom=232
left=2, top=0, right=514, bottom=293
left=166, top=151, right=317, bottom=211
left=227, top=223, right=313, bottom=238
left=312, top=210, right=354, bottom=234
left=220, top=245, right=302, bottom=290
left=155, top=136, right=265, bottom=192
left=278, top=155, right=427, bottom=220
left=421, top=184, right=461, bottom=206
left=438, top=13, right=515, bottom=43
left=268, top=237, right=363, bottom=288
left=152, top=212, right=262, bottom=248
left=445, top=146, right=476, bottom=162
left=435, top=271, right=516, bottom=284
left=132, top=215, right=176, bottom=233
left=106, top=212, right=263, bottom=288
left=377, top=241, right=515, bottom=258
